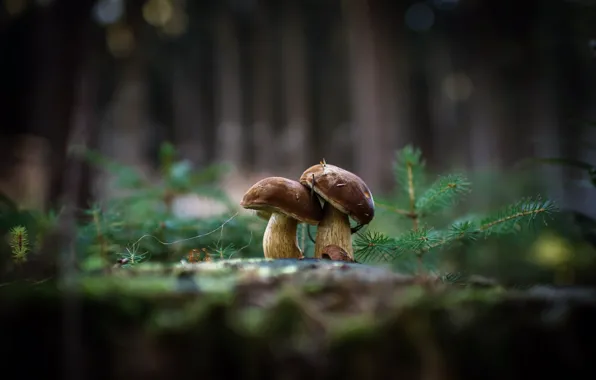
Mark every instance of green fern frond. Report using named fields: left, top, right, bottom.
left=9, top=225, right=29, bottom=263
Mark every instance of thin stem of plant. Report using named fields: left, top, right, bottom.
left=406, top=161, right=424, bottom=276
left=376, top=202, right=415, bottom=217
left=300, top=223, right=306, bottom=253
left=407, top=161, right=419, bottom=231
left=92, top=209, right=108, bottom=269
left=479, top=208, right=550, bottom=230
left=418, top=206, right=553, bottom=254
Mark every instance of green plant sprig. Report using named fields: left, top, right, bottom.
left=8, top=225, right=30, bottom=263
left=354, top=145, right=557, bottom=275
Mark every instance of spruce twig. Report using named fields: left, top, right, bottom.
left=407, top=159, right=418, bottom=231
left=9, top=226, right=30, bottom=263
left=392, top=145, right=428, bottom=272
left=375, top=202, right=413, bottom=217
left=416, top=174, right=471, bottom=216
left=354, top=145, right=557, bottom=275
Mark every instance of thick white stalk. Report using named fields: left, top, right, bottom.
left=262, top=212, right=302, bottom=259
left=314, top=203, right=352, bottom=259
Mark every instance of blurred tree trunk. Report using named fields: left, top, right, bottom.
left=406, top=35, right=437, bottom=169
left=100, top=2, right=152, bottom=184
left=529, top=1, right=587, bottom=209
left=467, top=70, right=503, bottom=170
left=214, top=8, right=244, bottom=168
left=0, top=0, right=96, bottom=210
left=317, top=18, right=351, bottom=167
left=0, top=0, right=97, bottom=285
left=73, top=33, right=101, bottom=213
left=342, top=0, right=383, bottom=189
left=375, top=3, right=408, bottom=191
left=309, top=0, right=368, bottom=171
left=18, top=9, right=60, bottom=210
left=172, top=64, right=207, bottom=165
left=102, top=49, right=151, bottom=184
left=250, top=3, right=276, bottom=172
left=426, top=35, right=466, bottom=170
left=281, top=0, right=309, bottom=177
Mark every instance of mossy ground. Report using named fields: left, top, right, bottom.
left=1, top=258, right=595, bottom=380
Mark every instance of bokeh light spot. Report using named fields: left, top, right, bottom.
left=530, top=233, right=573, bottom=268
left=404, top=2, right=435, bottom=32
left=442, top=72, right=474, bottom=101
left=433, top=0, right=460, bottom=10
left=3, top=0, right=26, bottom=16
left=143, top=0, right=173, bottom=27
left=589, top=39, right=596, bottom=56
left=106, top=23, right=135, bottom=59
left=161, top=10, right=188, bottom=37
left=92, top=0, right=124, bottom=26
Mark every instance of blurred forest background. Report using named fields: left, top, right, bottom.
left=1, top=0, right=596, bottom=217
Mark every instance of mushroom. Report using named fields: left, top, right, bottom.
left=240, top=177, right=323, bottom=259
left=300, top=162, right=375, bottom=259
left=321, top=244, right=355, bottom=262
left=255, top=210, right=272, bottom=221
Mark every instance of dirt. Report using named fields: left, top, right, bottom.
left=1, top=258, right=595, bottom=380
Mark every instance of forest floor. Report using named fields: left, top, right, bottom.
left=2, top=258, right=596, bottom=379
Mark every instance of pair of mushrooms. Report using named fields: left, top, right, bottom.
left=240, top=161, right=375, bottom=261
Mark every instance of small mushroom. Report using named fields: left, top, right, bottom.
left=240, top=177, right=323, bottom=259
left=300, top=162, right=375, bottom=259
left=321, top=244, right=355, bottom=262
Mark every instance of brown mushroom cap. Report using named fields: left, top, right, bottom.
left=300, top=163, right=375, bottom=225
left=240, top=177, right=323, bottom=225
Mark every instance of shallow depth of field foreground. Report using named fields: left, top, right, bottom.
left=2, top=0, right=596, bottom=379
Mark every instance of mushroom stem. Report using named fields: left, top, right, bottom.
left=263, top=212, right=303, bottom=259
left=314, top=202, right=353, bottom=259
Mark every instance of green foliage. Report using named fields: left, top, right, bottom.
left=116, top=242, right=150, bottom=268
left=8, top=226, right=29, bottom=263
left=81, top=142, right=234, bottom=212
left=0, top=142, right=567, bottom=283
left=74, top=142, right=263, bottom=270
left=416, top=174, right=471, bottom=216
left=0, top=192, right=54, bottom=266
left=393, top=145, right=427, bottom=200
left=1, top=142, right=263, bottom=273
left=297, top=223, right=316, bottom=258
left=354, top=145, right=558, bottom=275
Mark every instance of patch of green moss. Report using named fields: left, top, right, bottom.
left=80, top=275, right=176, bottom=295
left=1, top=258, right=594, bottom=379
left=0, top=258, right=509, bottom=343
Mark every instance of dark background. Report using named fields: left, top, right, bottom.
left=1, top=0, right=595, bottom=217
